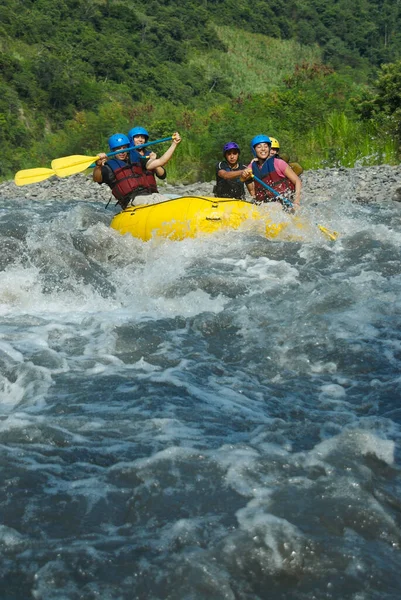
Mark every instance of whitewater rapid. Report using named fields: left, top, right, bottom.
left=0, top=184, right=400, bottom=599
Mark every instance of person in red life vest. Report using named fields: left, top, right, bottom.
left=128, top=126, right=167, bottom=183
left=242, top=135, right=301, bottom=208
left=93, top=132, right=181, bottom=208
left=214, top=142, right=254, bottom=200
left=127, top=125, right=182, bottom=205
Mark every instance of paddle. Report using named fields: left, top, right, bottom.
left=51, top=136, right=173, bottom=178
left=251, top=174, right=338, bottom=241
left=13, top=136, right=173, bottom=186
left=14, top=167, right=56, bottom=187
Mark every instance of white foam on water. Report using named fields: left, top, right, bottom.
left=0, top=338, right=24, bottom=362
left=310, top=361, right=338, bottom=374
left=0, top=352, right=54, bottom=411
left=215, top=445, right=262, bottom=497
left=221, top=254, right=299, bottom=288
left=0, top=412, right=34, bottom=431
left=105, top=234, right=232, bottom=318
left=234, top=509, right=304, bottom=573
left=0, top=266, right=43, bottom=314
left=0, top=525, right=27, bottom=549
left=0, top=194, right=401, bottom=598
left=0, top=264, right=113, bottom=317
left=310, top=429, right=395, bottom=466
left=319, top=383, right=347, bottom=399
left=134, top=417, right=204, bottom=443
left=125, top=288, right=227, bottom=318
left=131, top=357, right=161, bottom=372
left=133, top=445, right=197, bottom=469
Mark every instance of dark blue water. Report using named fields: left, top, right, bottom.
left=0, top=193, right=400, bottom=599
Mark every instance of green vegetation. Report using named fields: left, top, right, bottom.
left=1, top=0, right=401, bottom=182
left=355, top=60, right=401, bottom=144
left=189, top=25, right=323, bottom=97
left=300, top=113, right=398, bottom=169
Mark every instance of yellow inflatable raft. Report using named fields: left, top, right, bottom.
left=110, top=196, right=289, bottom=242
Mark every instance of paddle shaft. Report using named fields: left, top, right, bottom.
left=15, top=135, right=174, bottom=185
left=89, top=136, right=173, bottom=167
left=252, top=174, right=293, bottom=207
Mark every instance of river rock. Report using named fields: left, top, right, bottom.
left=1, top=164, right=400, bottom=204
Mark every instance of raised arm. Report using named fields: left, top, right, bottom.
left=146, top=133, right=181, bottom=170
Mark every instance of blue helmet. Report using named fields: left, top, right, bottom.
left=250, top=134, right=271, bottom=156
left=128, top=126, right=149, bottom=143
left=223, top=141, right=240, bottom=156
left=108, top=133, right=130, bottom=151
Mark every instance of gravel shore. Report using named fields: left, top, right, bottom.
left=1, top=164, right=401, bottom=205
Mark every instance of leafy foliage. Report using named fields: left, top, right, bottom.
left=355, top=61, right=401, bottom=143
left=0, top=0, right=400, bottom=180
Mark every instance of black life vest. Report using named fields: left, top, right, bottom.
left=252, top=157, right=295, bottom=203
left=214, top=161, right=246, bottom=200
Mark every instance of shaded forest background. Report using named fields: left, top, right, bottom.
left=1, top=0, right=401, bottom=182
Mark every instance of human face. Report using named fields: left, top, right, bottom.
left=133, top=134, right=147, bottom=146
left=114, top=145, right=129, bottom=160
left=225, top=149, right=239, bottom=167
left=254, top=142, right=271, bottom=160
left=270, top=147, right=279, bottom=157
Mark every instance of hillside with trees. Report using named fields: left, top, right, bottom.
left=1, top=0, right=401, bottom=181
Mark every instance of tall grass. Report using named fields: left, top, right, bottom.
left=163, top=137, right=204, bottom=184
left=189, top=25, right=322, bottom=97
left=298, top=112, right=399, bottom=169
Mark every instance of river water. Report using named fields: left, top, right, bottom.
left=0, top=192, right=400, bottom=599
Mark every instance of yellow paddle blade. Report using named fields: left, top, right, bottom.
left=318, top=225, right=339, bottom=241
left=14, top=168, right=55, bottom=187
left=51, top=154, right=99, bottom=177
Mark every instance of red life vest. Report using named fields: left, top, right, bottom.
left=252, top=157, right=295, bottom=203
left=107, top=158, right=158, bottom=206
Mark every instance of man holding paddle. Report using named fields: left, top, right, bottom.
left=93, top=131, right=181, bottom=209
left=128, top=126, right=167, bottom=183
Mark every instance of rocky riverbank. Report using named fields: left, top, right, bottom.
left=1, top=164, right=401, bottom=204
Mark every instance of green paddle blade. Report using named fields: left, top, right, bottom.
left=51, top=154, right=99, bottom=177
left=14, top=168, right=55, bottom=186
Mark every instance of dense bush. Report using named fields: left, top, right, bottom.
left=355, top=61, right=401, bottom=143
left=1, top=0, right=400, bottom=180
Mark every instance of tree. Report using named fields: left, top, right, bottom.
left=356, top=61, right=401, bottom=142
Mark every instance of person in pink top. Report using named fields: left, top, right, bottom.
left=242, top=134, right=302, bottom=207
left=269, top=137, right=303, bottom=176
